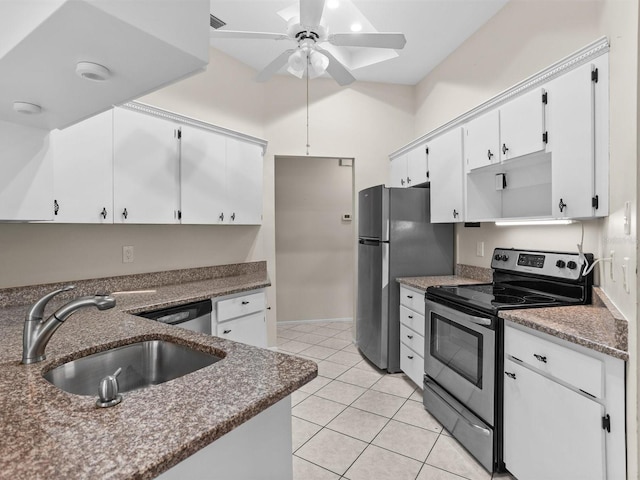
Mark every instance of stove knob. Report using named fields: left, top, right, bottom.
left=556, top=260, right=566, bottom=268
left=567, top=260, right=577, bottom=270
left=501, top=254, right=509, bottom=261
left=494, top=254, right=502, bottom=261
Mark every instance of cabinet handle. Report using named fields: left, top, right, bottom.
left=400, top=178, right=405, bottom=186
left=100, top=208, right=107, bottom=219
left=231, top=212, right=236, bottom=221
left=558, top=198, right=567, bottom=213
left=502, top=143, right=509, bottom=155
left=219, top=212, right=224, bottom=221
left=241, top=301, right=249, bottom=305
left=533, top=353, right=547, bottom=363
left=407, top=355, right=414, bottom=360
left=407, top=334, right=413, bottom=339
left=122, top=208, right=128, bottom=219
left=408, top=315, right=413, bottom=319
left=453, top=209, right=459, bottom=218
left=505, top=372, right=516, bottom=380
left=54, top=200, right=59, bottom=215
left=407, top=177, right=411, bottom=185
left=223, top=329, right=231, bottom=334
left=407, top=295, right=413, bottom=299
left=487, top=149, right=494, bottom=160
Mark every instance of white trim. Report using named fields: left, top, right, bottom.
left=390, top=36, right=609, bottom=159
left=277, top=317, right=353, bottom=326
left=120, top=101, right=269, bottom=155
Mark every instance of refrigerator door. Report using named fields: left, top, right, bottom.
left=356, top=239, right=389, bottom=369
left=358, top=185, right=389, bottom=241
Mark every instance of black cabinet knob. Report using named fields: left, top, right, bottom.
left=502, top=143, right=509, bottom=155
left=54, top=200, right=59, bottom=215
left=122, top=208, right=128, bottom=219
left=558, top=198, right=567, bottom=212
left=101, top=208, right=108, bottom=219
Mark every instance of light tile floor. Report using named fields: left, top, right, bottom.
left=277, top=320, right=516, bottom=480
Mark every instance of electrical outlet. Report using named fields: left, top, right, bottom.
left=123, top=245, right=134, bottom=264
left=609, top=250, right=615, bottom=281
left=476, top=241, right=485, bottom=257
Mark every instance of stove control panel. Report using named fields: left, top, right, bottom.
left=491, top=248, right=588, bottom=281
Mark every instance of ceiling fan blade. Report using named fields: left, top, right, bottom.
left=300, top=0, right=326, bottom=27
left=210, top=30, right=290, bottom=41
left=328, top=33, right=407, bottom=49
left=256, top=49, right=297, bottom=83
left=317, top=48, right=355, bottom=86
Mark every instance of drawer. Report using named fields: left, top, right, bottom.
left=505, top=324, right=603, bottom=398
left=400, top=323, right=424, bottom=357
left=217, top=291, right=265, bottom=322
left=400, top=305, right=425, bottom=336
left=399, top=286, right=425, bottom=315
left=400, top=342, right=424, bottom=389
left=217, top=311, right=267, bottom=348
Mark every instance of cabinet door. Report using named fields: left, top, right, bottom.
left=180, top=125, right=226, bottom=224
left=0, top=122, right=53, bottom=221
left=51, top=110, right=113, bottom=223
left=500, top=88, right=546, bottom=161
left=113, top=108, right=181, bottom=224
left=464, top=109, right=500, bottom=171
left=546, top=63, right=596, bottom=218
left=217, top=312, right=267, bottom=348
left=503, top=357, right=606, bottom=480
left=389, top=154, right=408, bottom=187
left=225, top=138, right=263, bottom=225
left=406, top=144, right=429, bottom=186
left=429, top=128, right=464, bottom=223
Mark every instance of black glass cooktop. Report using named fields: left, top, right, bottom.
left=427, top=282, right=584, bottom=314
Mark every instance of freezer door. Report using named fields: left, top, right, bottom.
left=356, top=239, right=389, bottom=369
left=358, top=185, right=389, bottom=241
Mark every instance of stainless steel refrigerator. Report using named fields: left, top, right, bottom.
left=356, top=185, right=453, bottom=373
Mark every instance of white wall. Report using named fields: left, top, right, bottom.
left=412, top=0, right=638, bottom=475
left=275, top=156, right=354, bottom=322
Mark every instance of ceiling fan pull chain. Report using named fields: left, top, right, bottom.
left=306, top=55, right=310, bottom=156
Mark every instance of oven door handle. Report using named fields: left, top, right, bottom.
left=468, top=315, right=492, bottom=327
left=424, top=378, right=491, bottom=436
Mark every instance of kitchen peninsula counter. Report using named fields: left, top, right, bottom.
left=397, top=273, right=628, bottom=361
left=0, top=262, right=317, bottom=479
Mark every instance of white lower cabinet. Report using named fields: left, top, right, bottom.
left=503, top=322, right=626, bottom=480
left=213, top=290, right=267, bottom=348
left=399, top=285, right=425, bottom=388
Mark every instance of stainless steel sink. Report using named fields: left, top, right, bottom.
left=43, top=340, right=221, bottom=396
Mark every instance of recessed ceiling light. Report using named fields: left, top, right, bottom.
left=76, top=61, right=111, bottom=81
left=13, top=102, right=42, bottom=115
left=350, top=23, right=362, bottom=32
left=327, top=0, right=340, bottom=8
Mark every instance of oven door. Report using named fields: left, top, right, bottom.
left=424, top=299, right=495, bottom=426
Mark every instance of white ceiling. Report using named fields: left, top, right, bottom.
left=209, top=0, right=509, bottom=86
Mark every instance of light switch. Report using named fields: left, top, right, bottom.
left=476, top=241, right=485, bottom=257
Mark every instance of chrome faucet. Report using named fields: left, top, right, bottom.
left=22, top=285, right=116, bottom=364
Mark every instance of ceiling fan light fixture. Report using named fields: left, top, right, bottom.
left=327, top=0, right=340, bottom=9
left=308, top=50, right=329, bottom=78
left=287, top=49, right=306, bottom=78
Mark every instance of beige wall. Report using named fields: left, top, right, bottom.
left=275, top=156, right=354, bottom=322
left=412, top=0, right=638, bottom=475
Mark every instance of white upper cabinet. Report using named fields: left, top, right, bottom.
left=429, top=128, right=465, bottom=223
left=546, top=56, right=608, bottom=219
left=51, top=110, right=113, bottom=223
left=113, top=107, right=181, bottom=224
left=500, top=88, right=546, bottom=162
left=0, top=121, right=53, bottom=221
left=465, top=109, right=500, bottom=171
left=0, top=0, right=209, bottom=130
left=180, top=126, right=227, bottom=225
left=407, top=143, right=429, bottom=187
left=225, top=139, right=264, bottom=225
left=389, top=154, right=408, bottom=188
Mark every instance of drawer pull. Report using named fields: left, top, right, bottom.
left=407, top=295, right=413, bottom=299
left=533, top=354, right=547, bottom=363
left=505, top=372, right=516, bottom=380
left=407, top=335, right=413, bottom=340
left=408, top=315, right=413, bottom=319
left=407, top=355, right=414, bottom=360
left=223, top=329, right=231, bottom=334
left=241, top=301, right=250, bottom=305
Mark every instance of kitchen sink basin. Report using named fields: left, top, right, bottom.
left=43, top=340, right=221, bottom=396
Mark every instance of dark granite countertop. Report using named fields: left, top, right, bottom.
left=0, top=265, right=317, bottom=479
left=396, top=275, right=628, bottom=361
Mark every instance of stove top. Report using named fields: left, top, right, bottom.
left=426, top=248, right=594, bottom=315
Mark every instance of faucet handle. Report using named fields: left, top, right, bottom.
left=26, top=285, right=75, bottom=322
left=97, top=367, right=123, bottom=408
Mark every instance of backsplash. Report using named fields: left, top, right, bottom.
left=0, top=261, right=267, bottom=308
left=455, top=264, right=493, bottom=282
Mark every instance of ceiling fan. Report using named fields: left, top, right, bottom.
left=209, top=0, right=407, bottom=86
